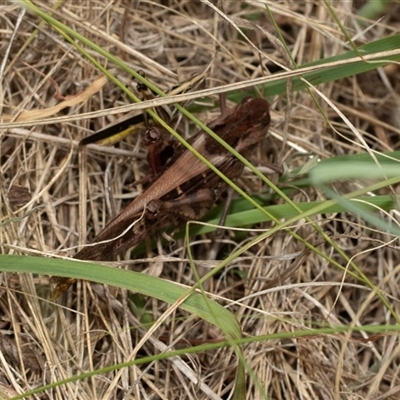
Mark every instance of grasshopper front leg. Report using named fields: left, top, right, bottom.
left=147, top=188, right=216, bottom=221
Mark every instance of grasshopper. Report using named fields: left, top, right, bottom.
left=52, top=96, right=270, bottom=296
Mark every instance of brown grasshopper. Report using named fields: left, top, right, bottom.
left=52, top=96, right=270, bottom=296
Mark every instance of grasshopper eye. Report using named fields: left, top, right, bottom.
left=143, top=127, right=162, bottom=145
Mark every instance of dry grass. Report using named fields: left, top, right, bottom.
left=1, top=1, right=400, bottom=399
